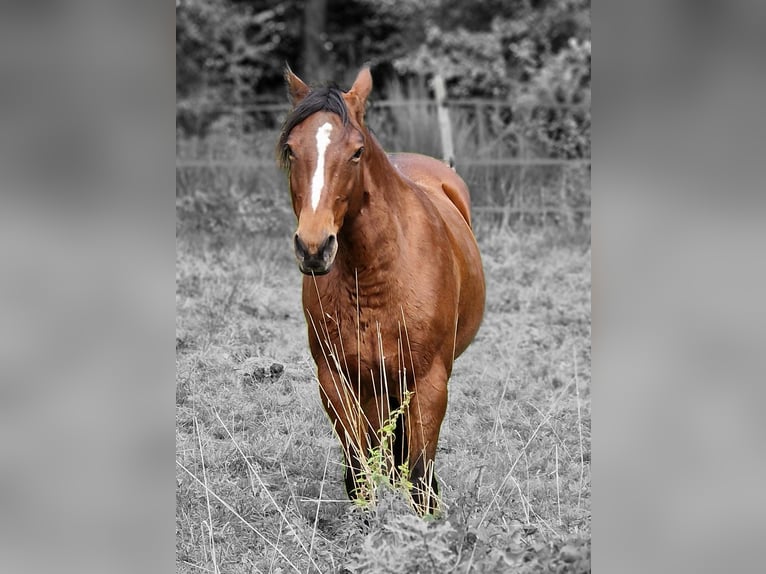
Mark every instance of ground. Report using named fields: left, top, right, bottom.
left=176, top=220, right=590, bottom=573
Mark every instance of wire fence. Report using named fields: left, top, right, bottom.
left=176, top=96, right=590, bottom=228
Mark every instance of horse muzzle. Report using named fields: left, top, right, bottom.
left=294, top=232, right=337, bottom=275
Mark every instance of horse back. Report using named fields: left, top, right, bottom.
left=389, top=153, right=473, bottom=227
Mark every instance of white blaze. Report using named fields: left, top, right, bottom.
left=310, top=122, right=333, bottom=211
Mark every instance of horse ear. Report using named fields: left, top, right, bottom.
left=348, top=66, right=372, bottom=105
left=285, top=65, right=310, bottom=105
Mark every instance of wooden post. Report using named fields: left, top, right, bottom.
left=432, top=74, right=455, bottom=166
left=476, top=101, right=486, bottom=151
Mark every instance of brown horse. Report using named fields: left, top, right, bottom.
left=277, top=67, right=485, bottom=513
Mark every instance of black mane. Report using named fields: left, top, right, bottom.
left=277, top=85, right=350, bottom=169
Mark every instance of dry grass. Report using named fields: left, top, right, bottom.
left=176, top=218, right=590, bottom=572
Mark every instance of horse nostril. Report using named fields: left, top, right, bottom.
left=320, top=234, right=336, bottom=258
left=294, top=234, right=309, bottom=258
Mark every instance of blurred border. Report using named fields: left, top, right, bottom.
left=595, top=1, right=766, bottom=572
left=0, top=2, right=174, bottom=573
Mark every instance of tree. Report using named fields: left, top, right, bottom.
left=393, top=0, right=590, bottom=103
left=301, top=0, right=329, bottom=83
left=176, top=0, right=302, bottom=104
left=175, top=0, right=590, bottom=144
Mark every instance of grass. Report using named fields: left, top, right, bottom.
left=176, top=199, right=591, bottom=571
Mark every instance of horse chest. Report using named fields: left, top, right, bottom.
left=308, top=285, right=438, bottom=380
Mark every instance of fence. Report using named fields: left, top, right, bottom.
left=176, top=93, right=590, bottom=228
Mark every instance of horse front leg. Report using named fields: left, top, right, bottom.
left=317, top=366, right=383, bottom=504
left=405, top=360, right=449, bottom=514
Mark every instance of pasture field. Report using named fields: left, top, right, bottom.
left=176, top=212, right=591, bottom=572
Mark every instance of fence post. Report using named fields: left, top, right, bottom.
left=432, top=74, right=455, bottom=165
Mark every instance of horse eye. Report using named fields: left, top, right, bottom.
left=351, top=147, right=364, bottom=162
left=284, top=144, right=295, bottom=160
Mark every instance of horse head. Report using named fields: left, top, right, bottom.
left=278, top=67, right=372, bottom=275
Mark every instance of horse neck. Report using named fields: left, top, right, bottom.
left=336, top=133, right=405, bottom=279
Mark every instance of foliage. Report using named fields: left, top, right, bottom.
left=176, top=0, right=302, bottom=133
left=175, top=0, right=428, bottom=106
left=316, top=0, right=439, bottom=83
left=176, top=0, right=590, bottom=103
left=393, top=0, right=590, bottom=104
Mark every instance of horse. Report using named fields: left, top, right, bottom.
left=277, top=66, right=485, bottom=513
